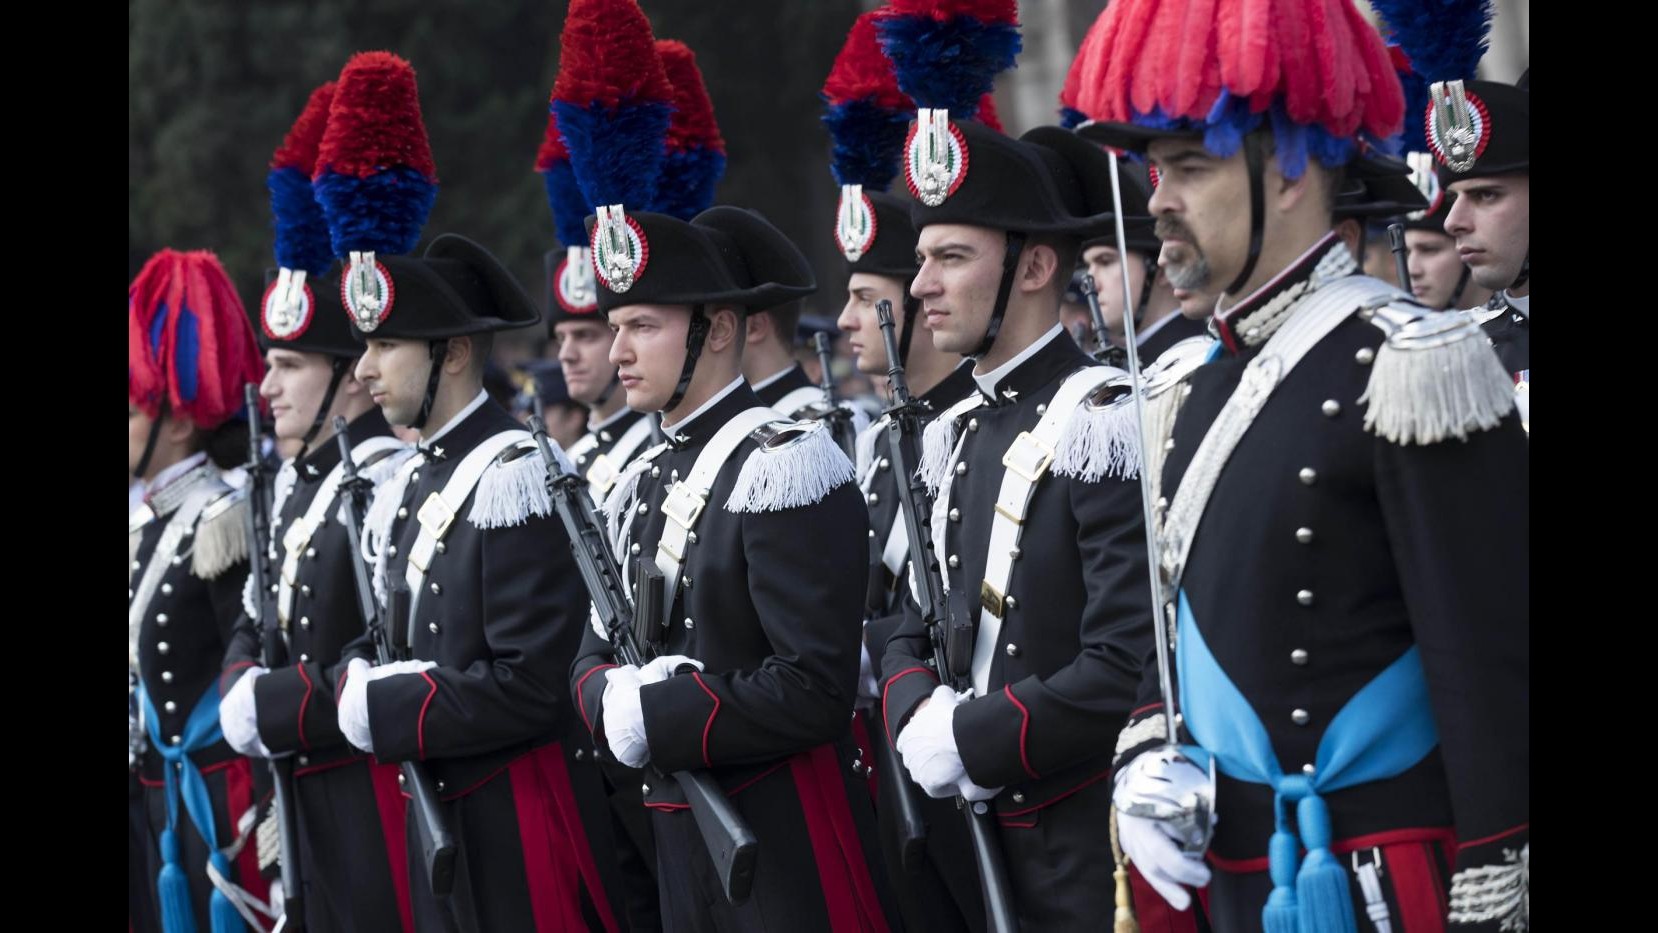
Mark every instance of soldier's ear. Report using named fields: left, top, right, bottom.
left=705, top=306, right=744, bottom=354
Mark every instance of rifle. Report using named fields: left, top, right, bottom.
left=332, top=417, right=458, bottom=896
left=874, top=303, right=1019, bottom=932
left=242, top=384, right=305, bottom=930
left=1387, top=222, right=1412, bottom=293
left=526, top=402, right=761, bottom=906
left=812, top=331, right=858, bottom=459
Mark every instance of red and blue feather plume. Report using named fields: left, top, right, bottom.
left=1066, top=0, right=1405, bottom=177
left=128, top=250, right=266, bottom=429
left=536, top=107, right=591, bottom=250
left=551, top=0, right=674, bottom=212
left=269, top=81, right=337, bottom=276
left=822, top=11, right=916, bottom=190
left=652, top=39, right=726, bottom=220
left=873, top=0, right=1021, bottom=122
left=312, top=52, right=439, bottom=258
left=1367, top=0, right=1492, bottom=151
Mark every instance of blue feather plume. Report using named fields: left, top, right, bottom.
left=1368, top=0, right=1492, bottom=86
left=313, top=167, right=437, bottom=257
left=823, top=99, right=914, bottom=190
left=875, top=15, right=1021, bottom=117
left=653, top=147, right=726, bottom=220
left=555, top=98, right=673, bottom=213
left=268, top=166, right=335, bottom=277
left=542, top=159, right=590, bottom=249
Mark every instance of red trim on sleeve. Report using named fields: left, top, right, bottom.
left=576, top=663, right=618, bottom=734
left=995, top=767, right=1112, bottom=820
left=691, top=672, right=721, bottom=769
left=1456, top=823, right=1529, bottom=851
left=367, top=763, right=416, bottom=933
left=1130, top=702, right=1163, bottom=718
left=642, top=760, right=791, bottom=812
left=294, top=754, right=370, bottom=778
left=416, top=672, right=438, bottom=761
left=882, top=666, right=938, bottom=745
left=296, top=663, right=315, bottom=751
left=1004, top=685, right=1040, bottom=780
left=220, top=660, right=255, bottom=695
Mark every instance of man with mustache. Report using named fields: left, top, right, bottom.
left=1073, top=0, right=1529, bottom=928
left=1079, top=159, right=1207, bottom=366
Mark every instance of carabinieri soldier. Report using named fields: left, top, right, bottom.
left=217, top=79, right=417, bottom=933
left=570, top=201, right=897, bottom=930
left=1430, top=77, right=1529, bottom=431
left=1078, top=157, right=1209, bottom=367
left=880, top=112, right=1158, bottom=928
left=129, top=247, right=268, bottom=932
left=314, top=50, right=625, bottom=932
left=820, top=10, right=983, bottom=929
left=1073, top=0, right=1530, bottom=928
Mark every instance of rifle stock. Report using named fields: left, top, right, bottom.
left=244, top=385, right=306, bottom=930
left=333, top=417, right=457, bottom=897
left=873, top=304, right=1019, bottom=932
left=527, top=405, right=759, bottom=905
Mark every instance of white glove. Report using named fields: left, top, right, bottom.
left=896, top=685, right=1004, bottom=800
left=1112, top=763, right=1214, bottom=910
left=602, top=666, right=650, bottom=768
left=337, top=658, right=438, bottom=755
left=1116, top=809, right=1211, bottom=910
left=954, top=773, right=1002, bottom=802
left=220, top=666, right=270, bottom=758
left=637, top=654, right=704, bottom=687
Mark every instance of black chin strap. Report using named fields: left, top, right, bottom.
left=297, top=357, right=353, bottom=459
left=1450, top=264, right=1473, bottom=308
left=898, top=293, right=921, bottom=366
left=664, top=304, right=710, bottom=415
left=1510, top=252, right=1530, bottom=291
left=1133, top=255, right=1159, bottom=326
left=1224, top=134, right=1267, bottom=298
left=593, top=371, right=622, bottom=407
left=134, top=415, right=165, bottom=481
left=973, top=232, right=1028, bottom=359
left=408, top=340, right=448, bottom=432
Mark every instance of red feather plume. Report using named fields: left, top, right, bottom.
left=128, top=250, right=265, bottom=429
left=535, top=101, right=568, bottom=172
left=823, top=12, right=914, bottom=110
left=551, top=0, right=673, bottom=108
left=885, top=0, right=1019, bottom=26
left=315, top=52, right=437, bottom=181
left=270, top=82, right=335, bottom=173
left=657, top=40, right=725, bottom=154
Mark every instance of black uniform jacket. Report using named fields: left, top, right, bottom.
left=342, top=401, right=593, bottom=799
left=881, top=331, right=1154, bottom=820
left=571, top=382, right=871, bottom=802
left=1118, top=287, right=1530, bottom=886
left=222, top=409, right=402, bottom=769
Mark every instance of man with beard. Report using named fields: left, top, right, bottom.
left=1079, top=159, right=1208, bottom=366
left=1072, top=0, right=1529, bottom=928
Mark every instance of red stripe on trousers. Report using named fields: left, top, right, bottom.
left=789, top=744, right=891, bottom=933
left=510, top=745, right=619, bottom=933
left=534, top=745, right=620, bottom=933
left=1128, top=862, right=1201, bottom=933
left=368, top=762, right=416, bottom=933
left=223, top=758, right=273, bottom=913
left=1386, top=841, right=1448, bottom=933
